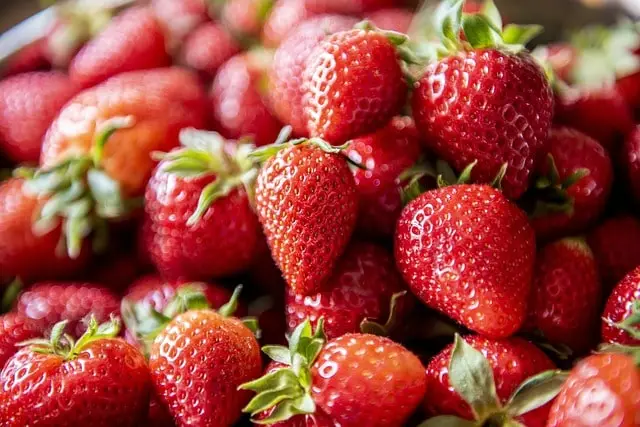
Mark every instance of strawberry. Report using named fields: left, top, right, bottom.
left=366, top=8, right=414, bottom=33
left=529, top=127, right=613, bottom=241
left=0, top=178, right=91, bottom=282
left=254, top=137, right=358, bottom=295
left=303, top=0, right=398, bottom=15
left=0, top=40, right=50, bottom=78
left=0, top=317, right=150, bottom=426
left=547, top=352, right=640, bottom=427
left=179, top=22, right=241, bottom=79
left=395, top=184, right=536, bottom=338
left=210, top=51, right=284, bottom=147
left=144, top=129, right=260, bottom=281
left=412, top=2, right=553, bottom=199
left=15, top=281, right=120, bottom=338
left=285, top=241, right=411, bottom=340
left=345, top=116, right=422, bottom=238
left=221, top=0, right=274, bottom=39
left=622, top=126, right=640, bottom=205
left=532, top=43, right=577, bottom=83
left=421, top=335, right=562, bottom=427
left=587, top=215, right=640, bottom=291
left=149, top=308, right=262, bottom=425
left=36, top=68, right=206, bottom=258
left=301, top=24, right=408, bottom=144
left=90, top=250, right=141, bottom=293
left=241, top=320, right=426, bottom=426
left=0, top=72, right=78, bottom=164
left=261, top=0, right=312, bottom=48
left=269, top=14, right=358, bottom=136
left=151, top=0, right=209, bottom=48
left=526, top=238, right=602, bottom=354
left=0, top=313, right=40, bottom=368
left=69, top=6, right=171, bottom=89
left=602, top=266, right=640, bottom=346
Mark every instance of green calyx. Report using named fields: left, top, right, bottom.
left=240, top=318, right=326, bottom=424
left=431, top=0, right=542, bottom=58
left=155, top=128, right=259, bottom=226
left=355, top=20, right=423, bottom=67
left=598, top=343, right=640, bottom=366
left=18, top=315, right=120, bottom=361
left=18, top=116, right=137, bottom=259
left=605, top=299, right=640, bottom=341
left=1, top=277, right=22, bottom=314
left=360, top=291, right=407, bottom=336
left=419, top=334, right=568, bottom=427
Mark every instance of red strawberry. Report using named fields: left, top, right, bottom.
left=211, top=52, right=284, bottom=146
left=345, top=116, right=422, bottom=238
left=269, top=14, right=358, bottom=136
left=285, top=241, right=411, bottom=339
left=0, top=72, right=78, bottom=164
left=602, top=266, right=640, bottom=346
left=69, top=6, right=171, bottom=89
left=530, top=127, right=613, bottom=241
left=144, top=129, right=260, bottom=280
left=15, top=281, right=120, bottom=338
left=221, top=0, right=274, bottom=39
left=90, top=251, right=141, bottom=293
left=533, top=43, right=577, bottom=83
left=526, top=238, right=602, bottom=354
left=302, top=26, right=408, bottom=144
left=622, top=126, right=640, bottom=205
left=242, top=320, right=426, bottom=426
left=395, top=184, right=535, bottom=338
left=547, top=352, right=640, bottom=427
left=0, top=313, right=40, bottom=368
left=366, top=8, right=414, bottom=33
left=149, top=309, right=262, bottom=426
left=413, top=4, right=553, bottom=199
left=0, top=318, right=150, bottom=426
left=422, top=335, right=561, bottom=427
left=261, top=0, right=311, bottom=48
left=151, top=0, right=209, bottom=47
left=180, top=22, right=241, bottom=79
left=0, top=40, right=50, bottom=78
left=254, top=139, right=358, bottom=295
left=304, top=0, right=398, bottom=15
left=587, top=215, right=640, bottom=290
left=0, top=178, right=91, bottom=282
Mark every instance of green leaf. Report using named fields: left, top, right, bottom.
left=562, top=168, right=590, bottom=189
left=241, top=367, right=300, bottom=393
left=163, top=286, right=210, bottom=318
left=505, top=370, right=569, bottom=417
left=253, top=396, right=315, bottom=425
left=417, top=415, right=476, bottom=427
left=49, top=320, right=69, bottom=347
left=436, top=160, right=458, bottom=186
left=491, top=163, right=508, bottom=190
left=360, top=291, right=407, bottom=336
left=87, top=169, right=127, bottom=218
left=448, top=334, right=501, bottom=420
left=480, top=0, right=502, bottom=32
left=462, top=14, right=501, bottom=49
left=243, top=380, right=303, bottom=415
left=217, top=285, right=243, bottom=318
left=607, top=299, right=640, bottom=340
left=288, top=319, right=312, bottom=357
left=457, top=160, right=477, bottom=185
left=263, top=345, right=292, bottom=365
left=598, top=343, right=640, bottom=365
left=92, top=115, right=135, bottom=165
left=1, top=278, right=22, bottom=314
left=435, top=0, right=464, bottom=45
left=187, top=177, right=238, bottom=226
left=502, top=24, right=544, bottom=47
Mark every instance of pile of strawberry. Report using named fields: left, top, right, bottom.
left=0, top=0, right=639, bottom=425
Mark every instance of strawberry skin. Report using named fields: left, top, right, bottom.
left=602, top=266, right=640, bottom=346
left=623, top=126, right=640, bottom=205
left=424, top=336, right=556, bottom=427
left=0, top=313, right=40, bottom=368
left=269, top=14, right=358, bottom=136
left=0, top=72, right=78, bottom=164
left=532, top=127, right=613, bottom=241
left=527, top=238, right=602, bottom=354
left=41, top=68, right=207, bottom=197
left=0, top=40, right=50, bottom=78
left=302, top=28, right=407, bottom=144
left=69, top=6, right=171, bottom=89
left=413, top=49, right=553, bottom=199
left=304, top=0, right=397, bottom=14
left=345, top=116, right=422, bottom=238
left=180, top=22, right=241, bottom=78
left=151, top=0, right=208, bottom=47
left=255, top=144, right=358, bottom=295
left=261, top=0, right=311, bottom=48
left=366, top=8, right=414, bottom=33
left=15, top=282, right=120, bottom=338
left=547, top=353, right=640, bottom=427
left=395, top=184, right=535, bottom=338
left=286, top=241, right=410, bottom=339
left=149, top=310, right=262, bottom=426
left=0, top=335, right=150, bottom=426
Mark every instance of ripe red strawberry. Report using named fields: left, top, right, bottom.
left=69, top=6, right=171, bottom=89
left=395, top=184, right=536, bottom=338
left=530, top=127, right=613, bottom=241
left=254, top=139, right=358, bottom=295
left=242, top=320, right=426, bottom=426
left=304, top=0, right=398, bottom=14
left=0, top=313, right=40, bottom=368
left=526, top=238, right=602, bottom=354
left=422, top=335, right=561, bottom=427
left=211, top=52, right=284, bottom=146
left=144, top=129, right=260, bottom=281
left=622, top=126, right=640, bottom=205
left=149, top=309, right=262, bottom=426
left=261, top=0, right=311, bottom=47
left=15, top=282, right=120, bottom=338
left=0, top=40, right=50, bottom=78
left=0, top=318, right=150, bottom=426
left=285, top=241, right=411, bottom=339
left=587, top=215, right=640, bottom=291
left=602, top=266, right=640, bottom=346
left=547, top=352, right=640, bottom=427
left=302, top=26, right=408, bottom=144
left=367, top=8, right=413, bottom=33
left=180, top=22, right=241, bottom=78
left=0, top=72, right=78, bottom=164
left=151, top=0, right=209, bottom=47
left=221, top=0, right=274, bottom=39
left=345, top=116, right=422, bottom=238
left=0, top=178, right=91, bottom=282
left=269, top=14, right=358, bottom=136
left=413, top=4, right=553, bottom=199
